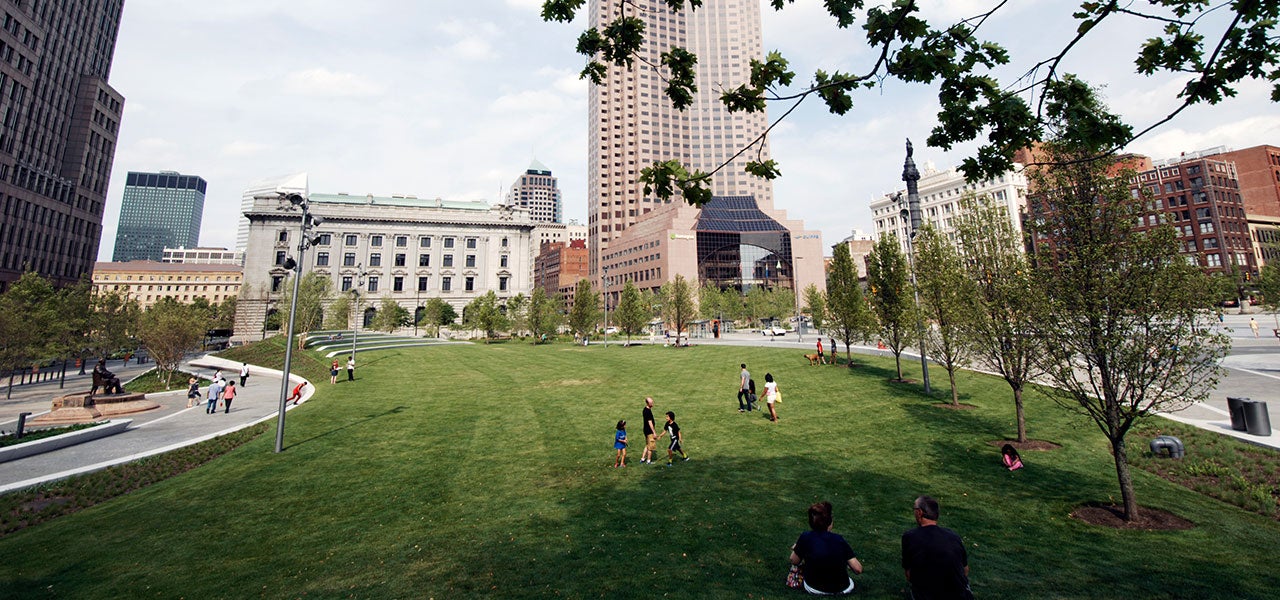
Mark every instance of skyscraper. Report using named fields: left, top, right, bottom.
left=506, top=159, right=562, bottom=223
left=0, top=0, right=126, bottom=290
left=587, top=0, right=772, bottom=277
left=112, top=171, right=207, bottom=262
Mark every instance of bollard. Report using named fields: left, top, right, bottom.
left=1227, top=397, right=1249, bottom=431
left=16, top=412, right=32, bottom=439
left=1149, top=435, right=1185, bottom=459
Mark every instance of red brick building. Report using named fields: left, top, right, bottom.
left=534, top=239, right=589, bottom=310
left=1204, top=145, right=1280, bottom=266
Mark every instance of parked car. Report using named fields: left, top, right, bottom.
left=761, top=326, right=787, bottom=336
left=604, top=326, right=619, bottom=335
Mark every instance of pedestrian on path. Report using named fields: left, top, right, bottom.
left=347, top=357, right=355, bottom=381
left=207, top=379, right=224, bottom=414
left=1250, top=317, right=1260, bottom=338
left=186, top=377, right=201, bottom=409
left=239, top=363, right=250, bottom=386
left=222, top=380, right=237, bottom=413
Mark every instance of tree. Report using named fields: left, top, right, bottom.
left=526, top=287, right=562, bottom=343
left=543, top=1, right=1279, bottom=204
left=325, top=294, right=352, bottom=330
left=213, top=296, right=238, bottom=330
left=463, top=291, right=510, bottom=342
left=867, top=234, right=914, bottom=380
left=136, top=298, right=208, bottom=389
left=802, top=284, right=826, bottom=333
left=371, top=297, right=411, bottom=332
left=87, top=289, right=140, bottom=362
left=616, top=281, right=650, bottom=345
left=507, top=293, right=529, bottom=337
left=661, top=274, right=696, bottom=344
left=0, top=272, right=59, bottom=372
left=1258, top=262, right=1280, bottom=329
left=826, top=242, right=875, bottom=366
left=277, top=272, right=332, bottom=349
left=913, top=224, right=976, bottom=406
left=954, top=195, right=1046, bottom=442
left=1028, top=80, right=1229, bottom=522
left=568, top=279, right=601, bottom=340
left=419, top=297, right=458, bottom=337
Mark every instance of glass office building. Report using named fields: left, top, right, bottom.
left=112, top=171, right=207, bottom=262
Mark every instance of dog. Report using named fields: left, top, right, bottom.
left=804, top=353, right=823, bottom=366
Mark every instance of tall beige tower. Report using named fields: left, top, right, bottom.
left=587, top=0, right=772, bottom=278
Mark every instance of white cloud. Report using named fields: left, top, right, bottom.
left=221, top=141, right=272, bottom=158
left=280, top=68, right=385, bottom=97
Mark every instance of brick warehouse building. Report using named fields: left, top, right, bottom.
left=1204, top=145, right=1280, bottom=267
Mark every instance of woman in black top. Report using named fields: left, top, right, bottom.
left=790, top=501, right=863, bottom=595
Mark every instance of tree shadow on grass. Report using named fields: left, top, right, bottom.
left=428, top=456, right=928, bottom=599
left=285, top=405, right=410, bottom=449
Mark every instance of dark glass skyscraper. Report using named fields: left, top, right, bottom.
left=112, top=171, right=207, bottom=262
left=0, top=0, right=125, bottom=290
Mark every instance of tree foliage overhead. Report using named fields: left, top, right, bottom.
left=543, top=0, right=1279, bottom=203
left=1027, top=83, right=1230, bottom=522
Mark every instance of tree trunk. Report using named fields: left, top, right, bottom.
left=948, top=368, right=959, bottom=405
left=893, top=352, right=903, bottom=380
left=1111, top=436, right=1140, bottom=522
left=1013, top=385, right=1027, bottom=443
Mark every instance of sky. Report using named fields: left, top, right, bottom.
left=95, top=0, right=1280, bottom=260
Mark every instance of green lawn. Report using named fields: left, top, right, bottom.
left=1, top=342, right=1277, bottom=599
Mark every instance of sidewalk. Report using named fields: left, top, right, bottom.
left=0, top=355, right=312, bottom=494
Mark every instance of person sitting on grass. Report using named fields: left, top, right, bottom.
left=789, top=500, right=863, bottom=595
left=1001, top=444, right=1023, bottom=471
left=613, top=420, right=628, bottom=468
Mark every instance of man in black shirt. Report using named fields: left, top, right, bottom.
left=902, top=495, right=973, bottom=599
left=640, top=397, right=657, bottom=464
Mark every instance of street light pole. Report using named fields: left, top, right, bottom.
left=602, top=264, right=609, bottom=348
left=275, top=192, right=323, bottom=453
left=350, top=264, right=367, bottom=361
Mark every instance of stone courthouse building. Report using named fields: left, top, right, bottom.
left=236, top=186, right=536, bottom=341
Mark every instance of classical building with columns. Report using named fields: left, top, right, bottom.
left=236, top=188, right=535, bottom=341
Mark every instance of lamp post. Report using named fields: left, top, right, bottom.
left=602, top=264, right=609, bottom=348
left=274, top=192, right=324, bottom=453
left=350, top=264, right=368, bottom=361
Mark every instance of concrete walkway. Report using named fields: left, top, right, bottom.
left=0, top=355, right=312, bottom=494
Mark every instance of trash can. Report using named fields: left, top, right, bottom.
left=1242, top=400, right=1272, bottom=436
left=1227, top=397, right=1249, bottom=431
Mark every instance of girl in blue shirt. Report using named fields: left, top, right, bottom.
left=613, top=420, right=628, bottom=468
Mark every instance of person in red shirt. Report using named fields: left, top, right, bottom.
left=288, top=381, right=307, bottom=405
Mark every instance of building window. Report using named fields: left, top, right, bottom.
left=443, top=254, right=454, bottom=267
left=420, top=237, right=432, bottom=248
left=394, top=276, right=405, bottom=292
left=271, top=276, right=284, bottom=292
left=501, top=237, right=509, bottom=248
left=396, top=236, right=408, bottom=247
left=394, top=253, right=406, bottom=267
left=342, top=276, right=353, bottom=292
left=370, top=253, right=382, bottom=267
left=317, top=233, right=331, bottom=245
left=444, top=237, right=455, bottom=248
left=419, top=254, right=430, bottom=267
left=418, top=276, right=429, bottom=292
left=316, top=252, right=329, bottom=266
left=277, top=230, right=288, bottom=242
left=345, top=234, right=358, bottom=246
left=465, top=255, right=476, bottom=268
left=368, top=277, right=379, bottom=293
left=275, top=251, right=286, bottom=265
left=499, top=276, right=508, bottom=292
left=367, top=235, right=381, bottom=247
left=465, top=276, right=475, bottom=292
left=344, top=253, right=356, bottom=267
left=500, top=255, right=508, bottom=268
left=466, top=238, right=477, bottom=249
left=442, top=277, right=452, bottom=292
